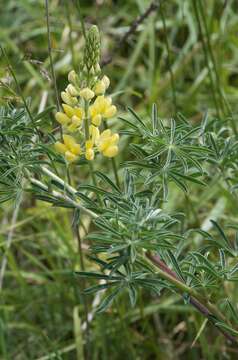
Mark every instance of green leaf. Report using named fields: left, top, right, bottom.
left=96, top=287, right=122, bottom=313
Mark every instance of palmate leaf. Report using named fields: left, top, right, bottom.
left=0, top=105, right=55, bottom=205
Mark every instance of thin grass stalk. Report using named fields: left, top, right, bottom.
left=66, top=1, right=77, bottom=71
left=197, top=0, right=237, bottom=135
left=160, top=4, right=177, bottom=112
left=192, top=0, right=221, bottom=119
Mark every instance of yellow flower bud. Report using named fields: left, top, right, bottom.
left=67, top=124, right=78, bottom=133
left=79, top=88, right=95, bottom=101
left=92, top=114, right=102, bottom=126
left=111, top=133, right=119, bottom=143
left=94, top=80, right=106, bottom=95
left=89, top=66, right=95, bottom=75
left=54, top=141, right=67, bottom=154
left=95, top=63, right=101, bottom=73
left=70, top=143, right=81, bottom=155
left=103, top=145, right=118, bottom=158
left=61, top=91, right=78, bottom=106
left=97, top=130, right=119, bottom=156
left=62, top=104, right=75, bottom=118
left=68, top=70, right=77, bottom=83
left=63, top=134, right=76, bottom=151
left=66, top=84, right=79, bottom=96
left=55, top=112, right=70, bottom=125
left=104, top=105, right=117, bottom=118
left=65, top=151, right=77, bottom=162
left=85, top=148, right=95, bottom=161
left=85, top=140, right=93, bottom=150
left=74, top=107, right=85, bottom=119
left=102, top=75, right=110, bottom=89
left=100, top=129, right=111, bottom=138
left=71, top=115, right=82, bottom=126
left=89, top=125, right=100, bottom=144
left=104, top=97, right=112, bottom=107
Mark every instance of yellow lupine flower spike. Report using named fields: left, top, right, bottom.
left=54, top=25, right=119, bottom=163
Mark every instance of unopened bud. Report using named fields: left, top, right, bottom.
left=79, top=87, right=95, bottom=101
left=103, top=145, right=118, bottom=158
left=94, top=80, right=106, bottom=95
left=68, top=70, right=78, bottom=84
left=104, top=105, right=117, bottom=118
left=61, top=91, right=78, bottom=106
left=66, top=84, right=79, bottom=97
left=102, top=75, right=110, bottom=89
left=55, top=112, right=70, bottom=125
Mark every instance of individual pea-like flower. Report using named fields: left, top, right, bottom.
left=61, top=91, right=78, bottom=106
left=93, top=76, right=110, bottom=95
left=89, top=96, right=117, bottom=126
left=85, top=140, right=95, bottom=161
left=79, top=88, right=95, bottom=101
left=68, top=70, right=78, bottom=84
left=55, top=105, right=84, bottom=133
left=54, top=134, right=81, bottom=163
left=97, top=129, right=119, bottom=158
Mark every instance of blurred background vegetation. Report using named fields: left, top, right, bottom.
left=1, top=0, right=238, bottom=359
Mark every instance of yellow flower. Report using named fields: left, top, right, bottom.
left=104, top=105, right=117, bottom=118
left=54, top=134, right=81, bottom=162
left=101, top=75, right=110, bottom=89
left=94, top=80, right=106, bottom=95
left=63, top=135, right=81, bottom=154
left=85, top=148, right=94, bottom=161
left=54, top=141, right=67, bottom=154
left=89, top=96, right=117, bottom=125
left=65, top=151, right=77, bottom=162
left=91, top=114, right=102, bottom=126
left=97, top=129, right=119, bottom=158
left=61, top=91, right=78, bottom=106
left=68, top=70, right=77, bottom=83
left=79, top=87, right=95, bottom=101
left=66, top=84, right=79, bottom=96
left=60, top=105, right=84, bottom=132
left=89, top=125, right=100, bottom=144
left=85, top=140, right=94, bottom=160
left=55, top=112, right=71, bottom=125
left=62, top=104, right=84, bottom=119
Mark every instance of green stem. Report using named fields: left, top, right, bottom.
left=75, top=227, right=90, bottom=360
left=111, top=158, right=120, bottom=189
left=30, top=175, right=98, bottom=219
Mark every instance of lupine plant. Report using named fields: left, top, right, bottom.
left=1, top=22, right=238, bottom=357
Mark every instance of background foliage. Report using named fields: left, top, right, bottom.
left=1, top=0, right=238, bottom=359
